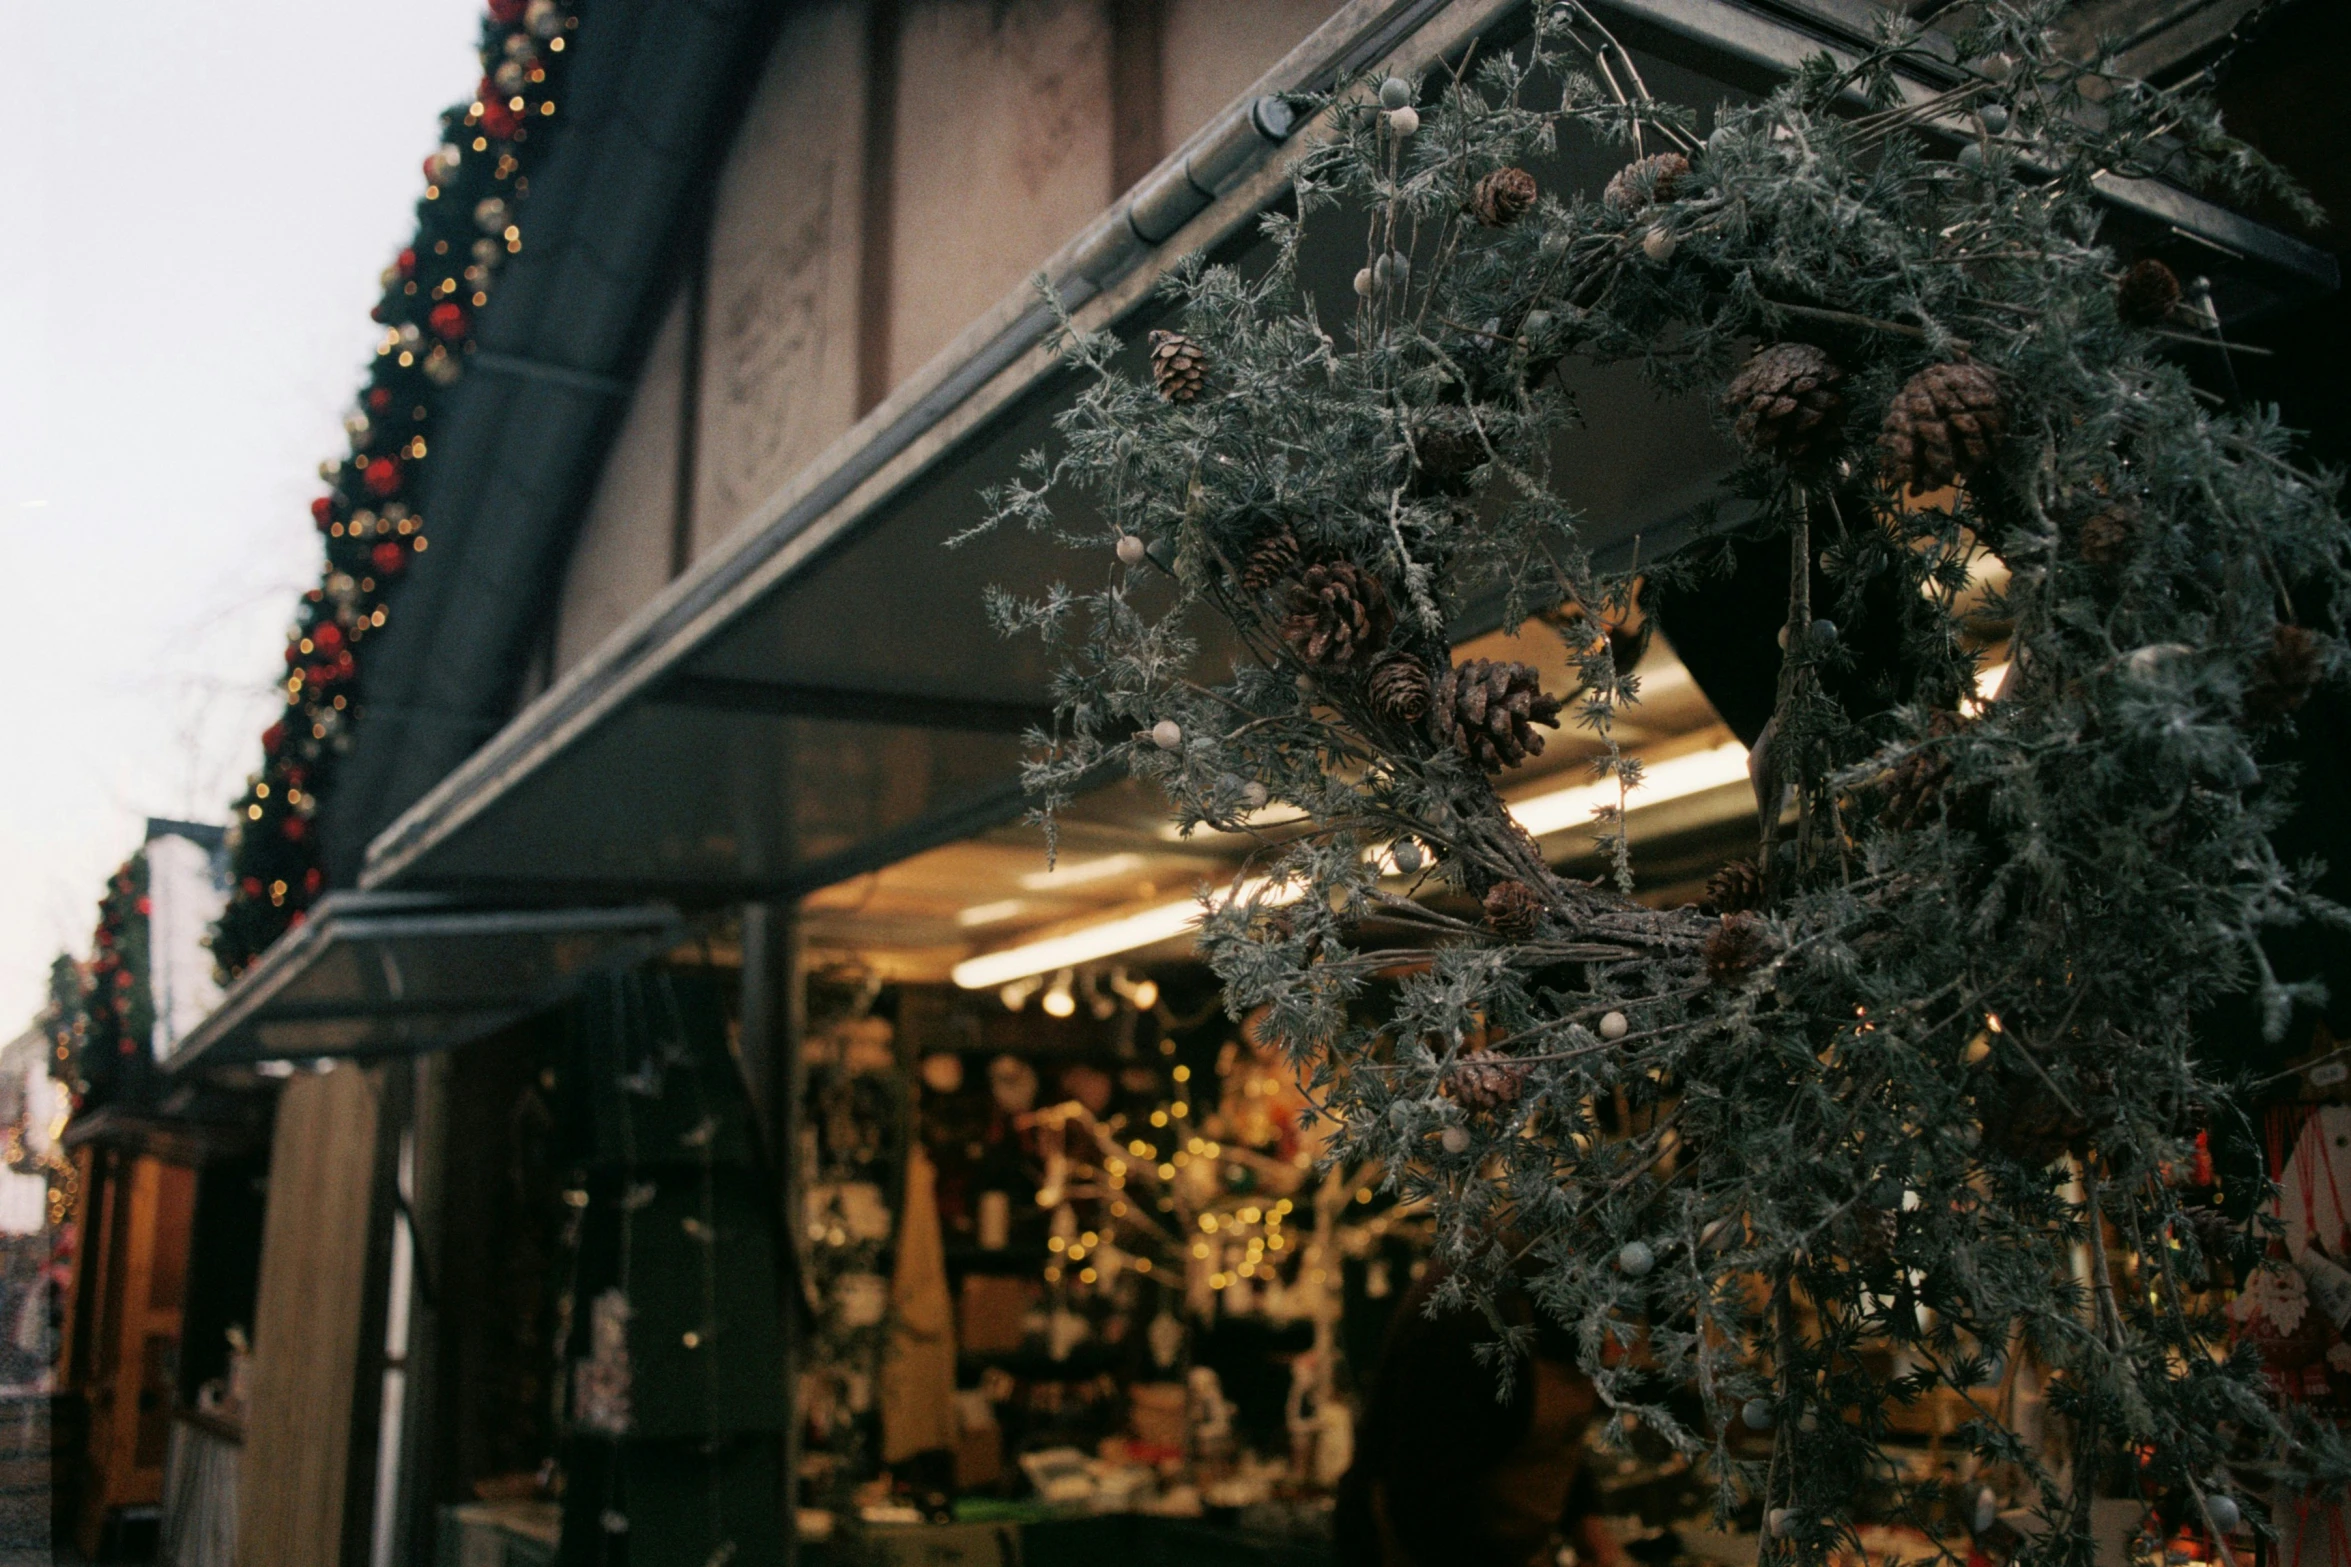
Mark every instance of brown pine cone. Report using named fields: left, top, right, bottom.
left=1239, top=525, right=1302, bottom=593
left=1603, top=152, right=1689, bottom=212
left=1410, top=419, right=1486, bottom=496
left=1368, top=653, right=1432, bottom=725
left=1468, top=166, right=1538, bottom=227
left=1430, top=659, right=1565, bottom=771
left=1482, top=879, right=1544, bottom=940
left=1881, top=711, right=1966, bottom=831
left=1705, top=857, right=1765, bottom=914
left=2077, top=502, right=2137, bottom=567
left=1281, top=560, right=1394, bottom=669
left=1979, top=1071, right=2089, bottom=1168
left=1703, top=912, right=1774, bottom=987
left=1446, top=1049, right=1528, bottom=1113
left=1147, top=329, right=1208, bottom=402
left=2116, top=259, right=2182, bottom=327
left=2244, top=623, right=2321, bottom=723
left=1879, top=360, right=2006, bottom=493
left=1724, top=344, right=1846, bottom=465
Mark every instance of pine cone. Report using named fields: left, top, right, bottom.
left=1881, top=711, right=1966, bottom=831
left=1482, top=879, right=1544, bottom=940
left=1239, top=525, right=1302, bottom=593
left=1430, top=659, right=1565, bottom=771
left=1703, top=912, right=1774, bottom=987
left=1603, top=152, right=1689, bottom=212
left=1147, top=329, right=1208, bottom=402
left=1446, top=1049, right=1528, bottom=1113
left=2116, top=259, right=2182, bottom=326
left=1368, top=653, right=1432, bottom=725
left=1979, top=1071, right=2089, bottom=1168
left=2244, top=623, right=2321, bottom=723
left=1705, top=858, right=1765, bottom=914
left=1468, top=166, right=1538, bottom=227
left=1281, top=560, right=1394, bottom=669
left=1724, top=344, right=1846, bottom=465
left=1411, top=419, right=1486, bottom=495
left=1879, top=360, right=2007, bottom=493
left=2077, top=503, right=2137, bottom=567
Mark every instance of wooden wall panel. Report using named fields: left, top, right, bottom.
left=238, top=1066, right=382, bottom=1567
left=1161, top=0, right=1342, bottom=151
left=694, top=1, right=869, bottom=558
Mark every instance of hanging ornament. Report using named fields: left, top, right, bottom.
left=362, top=457, right=402, bottom=498
left=1703, top=912, right=1774, bottom=987
left=1641, top=226, right=1678, bottom=262
left=1617, top=1240, right=1655, bottom=1277
left=2204, top=1495, right=2241, bottom=1534
left=1440, top=1124, right=1472, bottom=1155
left=1389, top=839, right=1425, bottom=875
left=428, top=301, right=469, bottom=342
left=1150, top=719, right=1183, bottom=751
left=1386, top=106, right=1420, bottom=137
left=1446, top=1049, right=1527, bottom=1113
left=1378, top=77, right=1413, bottom=110
left=1599, top=1011, right=1629, bottom=1041
left=527, top=0, right=568, bottom=40
left=1114, top=533, right=1147, bottom=566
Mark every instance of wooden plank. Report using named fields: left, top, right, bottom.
left=239, top=1066, right=383, bottom=1567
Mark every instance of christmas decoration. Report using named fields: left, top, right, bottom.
left=1481, top=879, right=1543, bottom=939
left=1280, top=560, right=1393, bottom=669
left=208, top=0, right=582, bottom=979
left=1115, top=532, right=1147, bottom=566
left=2117, top=257, right=2183, bottom=325
left=1603, top=150, right=1688, bottom=211
left=2244, top=622, right=2320, bottom=723
left=1705, top=856, right=1765, bottom=913
left=1367, top=652, right=1432, bottom=725
left=1467, top=165, right=1537, bottom=227
left=1146, top=329, right=1207, bottom=402
left=974, top=4, right=2351, bottom=1552
left=1428, top=659, right=1563, bottom=770
left=1238, top=522, right=1302, bottom=593
left=1444, top=1050, right=1525, bottom=1114
left=2077, top=500, right=2138, bottom=566
left=1724, top=343, right=1846, bottom=464
left=1878, top=359, right=2007, bottom=492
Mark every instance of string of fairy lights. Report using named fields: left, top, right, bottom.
left=205, top=0, right=583, bottom=980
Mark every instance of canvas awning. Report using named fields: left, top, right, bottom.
left=162, top=892, right=682, bottom=1073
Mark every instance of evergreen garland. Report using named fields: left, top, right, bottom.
left=210, top=0, right=584, bottom=979
left=973, top=1, right=2351, bottom=1553
left=77, top=853, right=152, bottom=1110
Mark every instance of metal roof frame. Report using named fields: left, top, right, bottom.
left=352, top=0, right=2336, bottom=905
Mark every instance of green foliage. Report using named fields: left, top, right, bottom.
left=970, top=0, right=2351, bottom=1555
left=77, top=855, right=153, bottom=1109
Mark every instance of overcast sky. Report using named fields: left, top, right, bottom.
left=0, top=3, right=487, bottom=1031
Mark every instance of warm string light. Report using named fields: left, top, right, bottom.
left=207, top=3, right=578, bottom=981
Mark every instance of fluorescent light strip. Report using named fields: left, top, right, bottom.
left=953, top=877, right=1304, bottom=989
left=1017, top=852, right=1144, bottom=890
left=1506, top=740, right=1751, bottom=839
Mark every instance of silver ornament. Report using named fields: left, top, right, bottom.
left=1353, top=267, right=1375, bottom=297
left=1239, top=781, right=1268, bottom=811
left=1379, top=77, right=1413, bottom=110
left=527, top=0, right=567, bottom=39
left=1972, top=1487, right=1998, bottom=1534
left=1741, top=1398, right=1773, bottom=1430
left=1617, top=1240, right=1655, bottom=1277
left=1979, top=102, right=2010, bottom=135
left=474, top=196, right=513, bottom=235
left=494, top=60, right=527, bottom=95
left=1391, top=839, right=1424, bottom=875
left=2205, top=1496, right=2240, bottom=1534
left=1769, top=1509, right=1797, bottom=1539
left=1150, top=720, right=1183, bottom=751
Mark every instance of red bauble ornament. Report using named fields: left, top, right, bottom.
left=311, top=496, right=336, bottom=530
left=372, top=540, right=409, bottom=576
left=303, top=867, right=325, bottom=894
left=363, top=457, right=401, bottom=497
left=428, top=301, right=469, bottom=342
left=283, top=642, right=303, bottom=666
left=489, top=0, right=527, bottom=20
left=396, top=247, right=418, bottom=279
left=479, top=97, right=522, bottom=140
left=261, top=722, right=285, bottom=754
left=313, top=622, right=344, bottom=652
left=241, top=877, right=263, bottom=897
left=135, top=896, right=151, bottom=917
left=367, top=386, right=393, bottom=412
left=282, top=817, right=308, bottom=843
